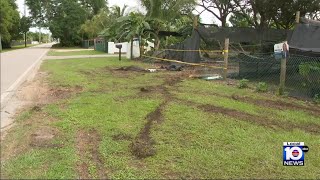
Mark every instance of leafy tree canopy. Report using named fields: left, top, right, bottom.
left=0, top=0, right=20, bottom=44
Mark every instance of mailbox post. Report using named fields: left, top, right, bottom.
left=115, top=44, right=122, bottom=61
left=274, top=41, right=289, bottom=95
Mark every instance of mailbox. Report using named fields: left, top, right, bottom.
left=115, top=44, right=122, bottom=49
left=274, top=41, right=289, bottom=60
left=115, top=44, right=122, bottom=61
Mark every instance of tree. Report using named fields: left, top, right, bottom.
left=141, top=0, right=196, bottom=21
left=26, top=0, right=107, bottom=46
left=79, top=0, right=107, bottom=16
left=49, top=0, right=87, bottom=46
left=116, top=12, right=152, bottom=59
left=233, top=0, right=320, bottom=29
left=198, top=0, right=235, bottom=27
left=20, top=16, right=32, bottom=47
left=139, top=0, right=196, bottom=49
left=229, top=12, right=250, bottom=27
left=80, top=7, right=110, bottom=39
left=25, top=0, right=52, bottom=43
left=110, top=5, right=128, bottom=18
left=0, top=0, right=20, bottom=49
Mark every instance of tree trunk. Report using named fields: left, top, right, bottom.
left=221, top=18, right=227, bottom=27
left=154, top=36, right=160, bottom=50
left=39, top=27, right=41, bottom=44
left=25, top=32, right=27, bottom=47
left=139, top=36, right=143, bottom=58
left=130, top=38, right=133, bottom=60
left=0, top=35, right=2, bottom=51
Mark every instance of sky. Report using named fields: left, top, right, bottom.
left=16, top=0, right=218, bottom=33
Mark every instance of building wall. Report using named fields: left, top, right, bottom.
left=108, top=42, right=128, bottom=54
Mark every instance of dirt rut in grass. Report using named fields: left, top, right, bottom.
left=181, top=100, right=320, bottom=135
left=76, top=129, right=107, bottom=179
left=231, top=94, right=320, bottom=117
left=130, top=76, right=182, bottom=158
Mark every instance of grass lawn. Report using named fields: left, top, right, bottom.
left=47, top=49, right=106, bottom=56
left=0, top=44, right=38, bottom=53
left=1, top=57, right=320, bottom=179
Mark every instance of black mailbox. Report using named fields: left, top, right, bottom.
left=115, top=44, right=122, bottom=61
left=116, top=44, right=122, bottom=49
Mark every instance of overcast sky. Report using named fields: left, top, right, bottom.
left=16, top=0, right=217, bottom=33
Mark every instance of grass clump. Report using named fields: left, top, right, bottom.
left=314, top=94, right=320, bottom=104
left=238, top=79, right=249, bottom=89
left=256, top=82, right=268, bottom=92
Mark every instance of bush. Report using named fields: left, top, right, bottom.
left=314, top=94, right=320, bottom=104
left=299, top=62, right=320, bottom=97
left=238, top=79, right=249, bottom=89
left=256, top=82, right=268, bottom=92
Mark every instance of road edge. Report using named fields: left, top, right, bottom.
left=1, top=45, right=52, bottom=109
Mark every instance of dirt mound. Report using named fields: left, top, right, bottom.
left=76, top=129, right=107, bottom=179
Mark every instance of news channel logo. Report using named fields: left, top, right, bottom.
left=283, top=142, right=309, bottom=166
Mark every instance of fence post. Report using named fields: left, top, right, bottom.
left=295, top=11, right=300, bottom=24
left=279, top=42, right=288, bottom=95
left=223, top=38, right=229, bottom=80
left=279, top=57, right=287, bottom=95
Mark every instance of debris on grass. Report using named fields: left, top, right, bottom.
left=116, top=66, right=147, bottom=72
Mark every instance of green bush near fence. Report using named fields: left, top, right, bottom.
left=299, top=62, right=320, bottom=84
left=238, top=79, right=249, bottom=89
left=256, top=82, right=268, bottom=92
left=299, top=62, right=320, bottom=96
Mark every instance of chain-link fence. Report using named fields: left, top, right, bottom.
left=228, top=52, right=320, bottom=99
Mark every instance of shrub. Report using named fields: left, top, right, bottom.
left=314, top=94, right=320, bottom=104
left=238, top=79, right=249, bottom=89
left=256, top=82, right=268, bottom=92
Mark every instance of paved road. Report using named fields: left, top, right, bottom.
left=1, top=43, right=53, bottom=105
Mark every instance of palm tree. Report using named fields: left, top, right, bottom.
left=116, top=12, right=152, bottom=59
left=139, top=0, right=196, bottom=49
left=110, top=5, right=128, bottom=18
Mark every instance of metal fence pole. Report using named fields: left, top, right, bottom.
left=223, top=38, right=229, bottom=80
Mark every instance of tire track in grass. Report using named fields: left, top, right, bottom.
left=177, top=98, right=320, bottom=135
left=76, top=129, right=107, bottom=179
left=130, top=76, right=182, bottom=158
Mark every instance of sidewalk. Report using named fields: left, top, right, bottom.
left=44, top=54, right=119, bottom=60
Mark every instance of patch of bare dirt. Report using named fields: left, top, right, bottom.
left=76, top=129, right=107, bottom=179
left=16, top=72, right=83, bottom=105
left=1, top=111, right=61, bottom=164
left=30, top=126, right=62, bottom=148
